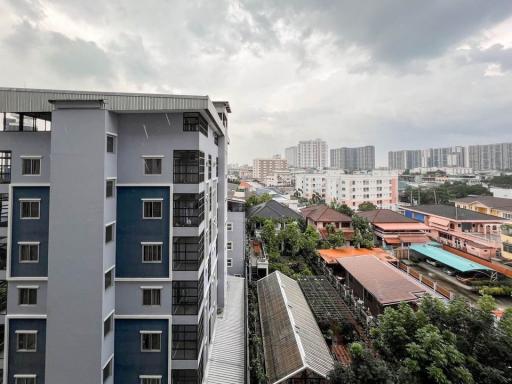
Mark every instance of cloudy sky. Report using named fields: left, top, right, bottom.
left=1, top=0, right=512, bottom=166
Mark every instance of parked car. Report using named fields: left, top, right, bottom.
left=443, top=268, right=455, bottom=276
left=426, top=259, right=439, bottom=267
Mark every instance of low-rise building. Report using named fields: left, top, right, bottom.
left=401, top=204, right=508, bottom=260
left=227, top=199, right=246, bottom=277
left=301, top=204, right=353, bottom=241
left=454, top=196, right=512, bottom=220
left=357, top=209, right=430, bottom=248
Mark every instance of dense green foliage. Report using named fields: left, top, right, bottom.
left=248, top=282, right=266, bottom=383
left=478, top=285, right=512, bottom=297
left=358, top=202, right=378, bottom=212
left=330, top=201, right=355, bottom=217
left=488, top=175, right=512, bottom=188
left=351, top=215, right=374, bottom=249
left=400, top=182, right=491, bottom=205
left=246, top=193, right=272, bottom=207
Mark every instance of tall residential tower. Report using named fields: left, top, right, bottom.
left=330, top=146, right=375, bottom=171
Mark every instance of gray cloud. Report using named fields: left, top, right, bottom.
left=470, top=44, right=512, bottom=72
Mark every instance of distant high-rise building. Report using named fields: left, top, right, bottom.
left=330, top=146, right=375, bottom=170
left=467, top=142, right=512, bottom=170
left=388, top=150, right=422, bottom=170
left=389, top=146, right=465, bottom=170
left=297, top=139, right=328, bottom=168
left=285, top=146, right=298, bottom=167
left=253, top=155, right=288, bottom=180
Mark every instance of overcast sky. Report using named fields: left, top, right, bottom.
left=1, top=0, right=512, bottom=166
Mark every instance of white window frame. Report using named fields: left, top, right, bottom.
left=106, top=178, right=116, bottom=198
left=141, top=287, right=162, bottom=306
left=142, top=156, right=164, bottom=176
left=15, top=330, right=38, bottom=352
left=140, top=376, right=162, bottom=384
left=226, top=222, right=233, bottom=231
left=19, top=199, right=40, bottom=220
left=14, top=374, right=37, bottom=384
left=142, top=199, right=163, bottom=219
left=20, top=156, right=41, bottom=176
left=18, top=242, right=40, bottom=263
left=141, top=242, right=163, bottom=263
left=140, top=330, right=162, bottom=352
left=227, top=258, right=233, bottom=267
left=106, top=134, right=116, bottom=154
left=18, top=286, right=38, bottom=306
left=227, top=241, right=233, bottom=251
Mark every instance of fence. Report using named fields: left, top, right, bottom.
left=397, top=261, right=454, bottom=300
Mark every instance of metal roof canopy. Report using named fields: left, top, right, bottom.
left=410, top=244, right=492, bottom=272
left=257, top=271, right=334, bottom=384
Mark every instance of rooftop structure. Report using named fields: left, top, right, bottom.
left=247, top=199, right=302, bottom=221
left=454, top=196, right=512, bottom=220
left=410, top=244, right=491, bottom=273
left=317, top=247, right=395, bottom=265
left=301, top=205, right=353, bottom=241
left=257, top=271, right=334, bottom=384
left=406, top=204, right=504, bottom=221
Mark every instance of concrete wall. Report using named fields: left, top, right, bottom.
left=227, top=210, right=245, bottom=276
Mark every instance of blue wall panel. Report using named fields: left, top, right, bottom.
left=114, top=319, right=169, bottom=384
left=7, top=319, right=46, bottom=384
left=116, top=187, right=170, bottom=278
left=10, top=187, right=49, bottom=277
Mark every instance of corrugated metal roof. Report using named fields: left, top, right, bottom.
left=0, top=87, right=227, bottom=134
left=258, top=271, right=334, bottom=384
left=206, top=276, right=246, bottom=384
left=410, top=244, right=491, bottom=272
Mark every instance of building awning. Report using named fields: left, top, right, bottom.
left=384, top=237, right=401, bottom=245
left=375, top=222, right=430, bottom=231
left=398, top=235, right=429, bottom=244
left=429, top=216, right=450, bottom=230
left=410, top=244, right=491, bottom=272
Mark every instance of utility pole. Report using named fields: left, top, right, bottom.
left=433, top=188, right=437, bottom=204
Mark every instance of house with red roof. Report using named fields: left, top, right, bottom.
left=301, top=204, right=354, bottom=241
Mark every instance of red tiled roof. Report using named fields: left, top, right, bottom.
left=301, top=205, right=352, bottom=223
left=357, top=209, right=417, bottom=223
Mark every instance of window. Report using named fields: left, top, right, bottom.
left=0, top=150, right=11, bottom=183
left=173, top=150, right=205, bottom=184
left=21, top=158, right=40, bottom=176
left=208, top=155, right=212, bottom=179
left=172, top=316, right=204, bottom=360
left=173, top=193, right=204, bottom=227
left=172, top=369, right=202, bottom=384
left=19, top=243, right=39, bottom=263
left=105, top=223, right=115, bottom=243
left=226, top=223, right=233, bottom=231
left=504, top=242, right=512, bottom=253
left=172, top=277, right=203, bottom=315
left=143, top=200, right=162, bottom=219
left=103, top=358, right=112, bottom=382
left=140, top=376, right=162, bottom=384
left=144, top=158, right=162, bottom=175
left=227, top=258, right=232, bottom=267
left=105, top=269, right=113, bottom=290
left=142, top=243, right=163, bottom=263
left=214, top=133, right=219, bottom=145
left=106, top=179, right=115, bottom=198
left=183, top=112, right=208, bottom=137
left=141, top=331, right=161, bottom=352
left=15, top=376, right=36, bottom=384
left=104, top=313, right=113, bottom=337
left=20, top=200, right=40, bottom=219
left=227, top=241, right=233, bottom=251
left=18, top=287, right=37, bottom=305
left=216, top=156, right=218, bottom=177
left=173, top=234, right=204, bottom=271
left=16, top=331, right=37, bottom=351
left=106, top=135, right=115, bottom=153
left=142, top=288, right=161, bottom=306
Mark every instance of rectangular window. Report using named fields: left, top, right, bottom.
left=142, top=288, right=161, bottom=306
left=173, top=234, right=204, bottom=271
left=143, top=200, right=162, bottom=219
left=227, top=241, right=233, bottom=251
left=20, top=200, right=40, bottom=219
left=19, top=243, right=39, bottom=263
left=141, top=331, right=162, bottom=352
left=226, top=222, right=233, bottom=231
left=142, top=243, right=163, bottom=263
left=104, top=314, right=113, bottom=337
left=106, top=179, right=115, bottom=198
left=172, top=316, right=204, bottom=360
left=144, top=158, right=162, bottom=175
left=105, top=223, right=115, bottom=243
left=214, top=133, right=219, bottom=145
left=227, top=258, right=232, bottom=267
left=15, top=376, right=36, bottom=384
left=0, top=150, right=12, bottom=184
left=216, top=156, right=218, bottom=177
left=16, top=331, right=37, bottom=352
left=18, top=288, right=37, bottom=305
left=103, top=358, right=112, bottom=382
left=173, top=193, right=204, bottom=227
left=173, top=150, right=205, bottom=184
left=208, top=155, right=212, bottom=179
left=21, top=158, right=40, bottom=176
left=183, top=112, right=208, bottom=137
left=105, top=269, right=113, bottom=290
left=172, top=277, right=203, bottom=315
left=106, top=135, right=115, bottom=153
left=140, top=376, right=162, bottom=384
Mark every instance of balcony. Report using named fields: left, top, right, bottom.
left=0, top=152, right=11, bottom=184
left=173, top=193, right=205, bottom=227
left=173, top=150, right=205, bottom=184
left=502, top=224, right=512, bottom=237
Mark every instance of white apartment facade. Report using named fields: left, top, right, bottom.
left=297, top=139, right=328, bottom=169
left=253, top=156, right=287, bottom=180
left=285, top=146, right=298, bottom=167
left=295, top=170, right=399, bottom=210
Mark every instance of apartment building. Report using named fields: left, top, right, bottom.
left=388, top=150, right=421, bottom=170
left=0, top=88, right=230, bottom=384
left=330, top=146, right=375, bottom=171
left=252, top=156, right=287, bottom=180
left=294, top=170, right=398, bottom=209
left=284, top=146, right=298, bottom=167
left=467, top=142, right=512, bottom=171
left=297, top=139, right=328, bottom=169
left=388, top=146, right=465, bottom=170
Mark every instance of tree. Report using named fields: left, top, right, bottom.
left=326, top=223, right=345, bottom=249
left=278, top=222, right=303, bottom=257
left=246, top=193, right=272, bottom=208
left=301, top=225, right=320, bottom=254
left=358, top=201, right=378, bottom=211
left=330, top=201, right=354, bottom=217
left=261, top=219, right=278, bottom=253
left=351, top=215, right=374, bottom=249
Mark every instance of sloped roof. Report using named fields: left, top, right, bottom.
left=410, top=244, right=491, bottom=272
left=455, top=196, right=512, bottom=212
left=301, top=205, right=352, bottom=223
left=405, top=204, right=505, bottom=222
left=247, top=199, right=302, bottom=220
left=357, top=209, right=417, bottom=223
left=258, top=271, right=335, bottom=384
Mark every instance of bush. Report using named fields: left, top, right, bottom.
left=479, top=286, right=512, bottom=297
